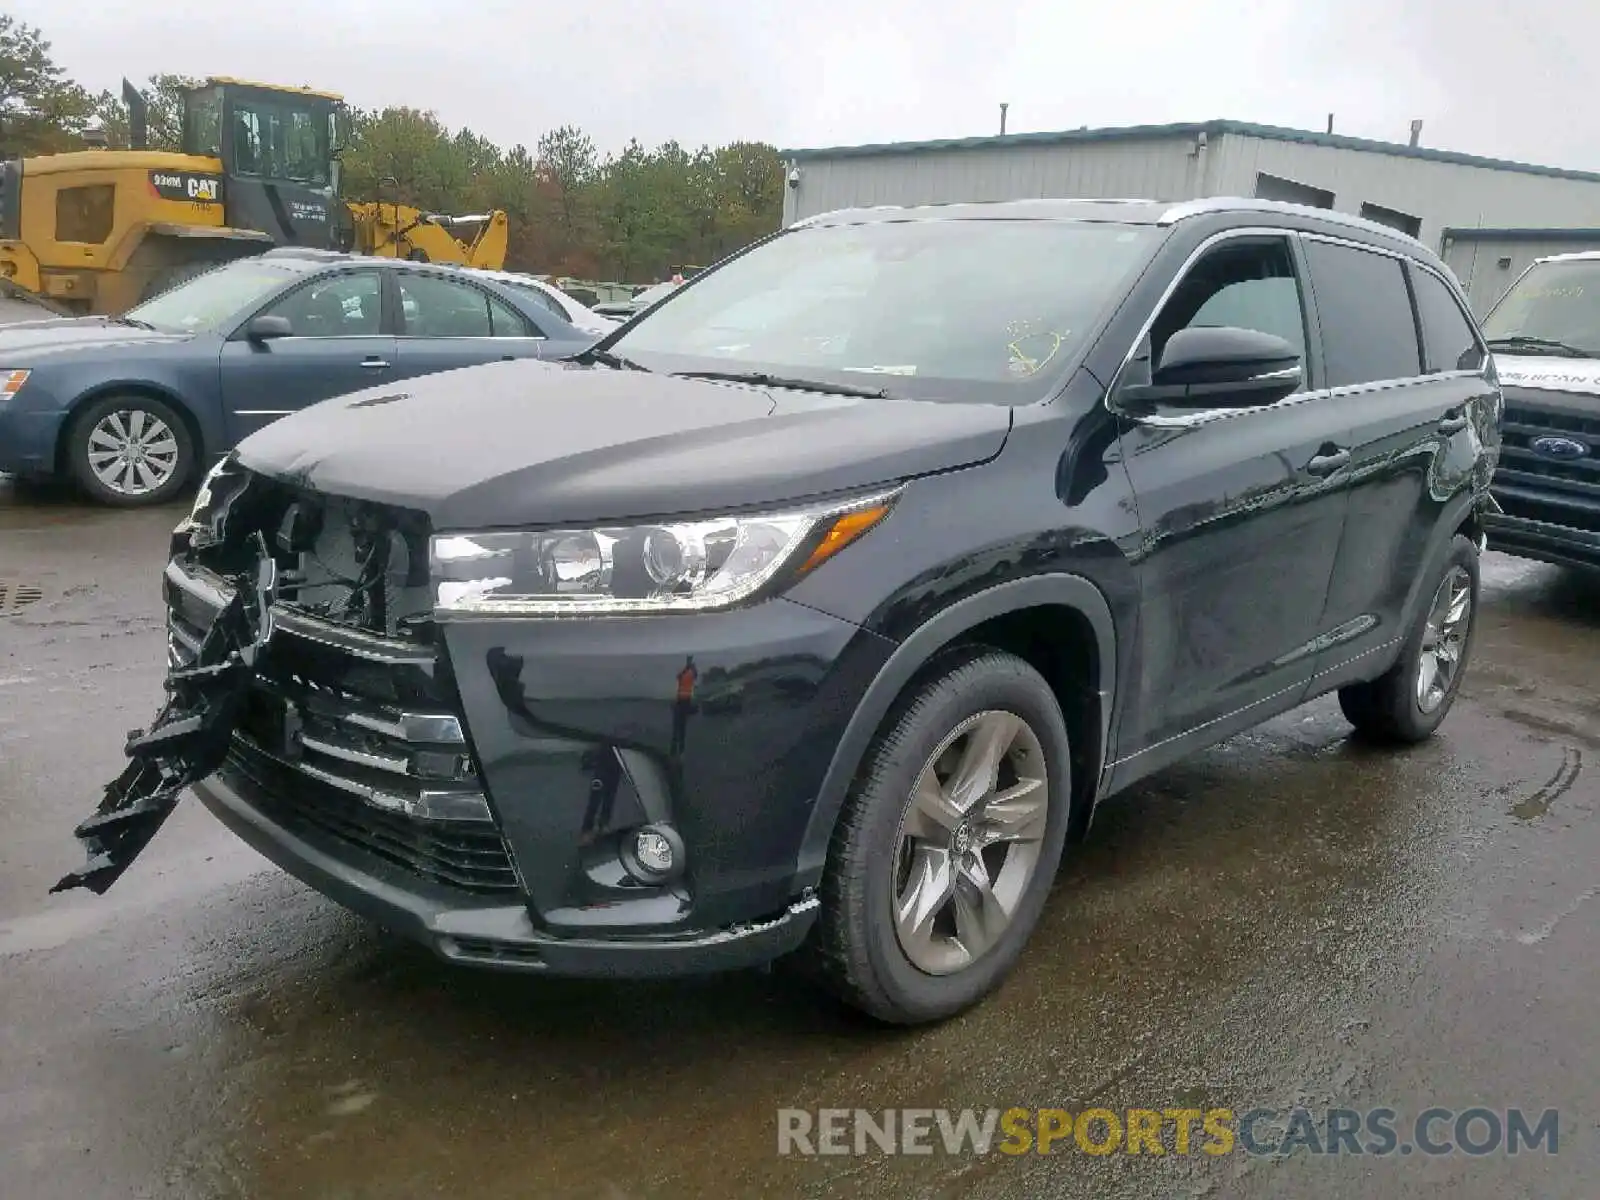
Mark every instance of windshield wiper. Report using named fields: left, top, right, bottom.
left=669, top=369, right=889, bottom=399
left=577, top=347, right=651, bottom=372
left=1486, top=335, right=1600, bottom=359
left=111, top=316, right=158, bottom=331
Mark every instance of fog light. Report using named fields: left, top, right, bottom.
left=636, top=830, right=673, bottom=872
left=621, top=823, right=685, bottom=883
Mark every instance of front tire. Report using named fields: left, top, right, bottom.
left=67, top=394, right=195, bottom=507
left=1339, top=534, right=1479, bottom=743
left=806, top=650, right=1072, bottom=1025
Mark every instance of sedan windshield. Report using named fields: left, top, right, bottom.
left=125, top=260, right=314, bottom=334
left=1481, top=259, right=1600, bottom=357
left=607, top=218, right=1161, bottom=400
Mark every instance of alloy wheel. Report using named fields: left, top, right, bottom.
left=1416, top=565, right=1472, bottom=713
left=86, top=409, right=181, bottom=497
left=891, top=710, right=1050, bottom=976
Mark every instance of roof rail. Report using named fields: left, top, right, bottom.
left=1158, top=196, right=1430, bottom=249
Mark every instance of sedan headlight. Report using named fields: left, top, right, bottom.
left=430, top=489, right=899, bottom=616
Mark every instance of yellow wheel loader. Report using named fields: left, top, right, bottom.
left=0, top=77, right=508, bottom=315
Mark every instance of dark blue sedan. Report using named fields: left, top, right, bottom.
left=0, top=249, right=599, bottom=505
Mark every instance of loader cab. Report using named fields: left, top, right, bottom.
left=182, top=78, right=347, bottom=251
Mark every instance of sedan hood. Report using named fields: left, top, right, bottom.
left=0, top=316, right=190, bottom=360
left=234, top=360, right=1012, bottom=528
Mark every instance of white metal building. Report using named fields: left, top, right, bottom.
left=1439, top=226, right=1600, bottom=316
left=780, top=120, right=1600, bottom=299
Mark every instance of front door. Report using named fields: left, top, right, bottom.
left=1306, top=239, right=1498, bottom=681
left=220, top=268, right=394, bottom=442
left=1113, top=233, right=1355, bottom=767
left=390, top=272, right=548, bottom=382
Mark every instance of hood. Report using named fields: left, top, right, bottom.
left=1492, top=353, right=1600, bottom=399
left=234, top=359, right=1012, bottom=529
left=0, top=316, right=191, bottom=361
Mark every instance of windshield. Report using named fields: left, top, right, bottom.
left=124, top=260, right=312, bottom=333
left=1481, top=259, right=1600, bottom=356
left=607, top=218, right=1161, bottom=401
left=230, top=95, right=334, bottom=185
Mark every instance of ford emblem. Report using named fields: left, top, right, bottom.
left=1530, top=435, right=1589, bottom=460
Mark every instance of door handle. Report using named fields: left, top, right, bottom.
left=1438, top=413, right=1469, bottom=434
left=1305, top=448, right=1350, bottom=476
left=360, top=357, right=391, bottom=369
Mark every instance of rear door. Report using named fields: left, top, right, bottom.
left=1114, top=231, right=1356, bottom=763
left=1304, top=237, right=1495, bottom=684
left=390, top=271, right=548, bottom=381
left=219, top=268, right=394, bottom=442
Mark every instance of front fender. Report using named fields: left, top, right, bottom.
left=62, top=359, right=226, bottom=463
left=792, top=573, right=1118, bottom=891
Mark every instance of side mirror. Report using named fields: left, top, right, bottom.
left=246, top=314, right=294, bottom=342
left=1122, top=326, right=1302, bottom=409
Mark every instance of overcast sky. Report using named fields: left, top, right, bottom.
left=16, top=0, right=1600, bottom=169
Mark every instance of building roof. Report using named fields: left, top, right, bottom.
left=781, top=120, right=1600, bottom=185
left=1441, top=226, right=1600, bottom=242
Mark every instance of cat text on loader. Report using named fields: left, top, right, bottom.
left=0, top=77, right=509, bottom=315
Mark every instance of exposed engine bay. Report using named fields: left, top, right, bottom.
left=54, top=463, right=440, bottom=894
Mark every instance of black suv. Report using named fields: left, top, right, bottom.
left=1475, top=249, right=1600, bottom=569
left=61, top=197, right=1501, bottom=1025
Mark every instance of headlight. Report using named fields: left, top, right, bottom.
left=430, top=489, right=898, bottom=616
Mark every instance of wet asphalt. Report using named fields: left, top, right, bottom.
left=0, top=478, right=1595, bottom=1200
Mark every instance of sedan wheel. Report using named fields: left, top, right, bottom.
left=69, top=395, right=195, bottom=507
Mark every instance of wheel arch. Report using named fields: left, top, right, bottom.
left=794, top=574, right=1118, bottom=891
left=56, top=381, right=207, bottom=483
left=1393, top=489, right=1484, bottom=643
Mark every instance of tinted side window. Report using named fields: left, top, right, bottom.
left=1303, top=241, right=1421, bottom=386
left=514, top=285, right=567, bottom=321
left=261, top=271, right=381, bottom=337
left=488, top=294, right=535, bottom=337
left=1411, top=267, right=1485, bottom=373
left=398, top=275, right=493, bottom=337
left=1146, top=237, right=1307, bottom=368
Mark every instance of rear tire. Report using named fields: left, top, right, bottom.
left=805, top=650, right=1072, bottom=1025
left=67, top=394, right=195, bottom=508
left=1339, top=534, right=1479, bottom=743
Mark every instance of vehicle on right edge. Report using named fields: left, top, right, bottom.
left=1478, top=250, right=1600, bottom=571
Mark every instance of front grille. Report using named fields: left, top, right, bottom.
left=1495, top=403, right=1600, bottom=529
left=224, top=736, right=519, bottom=894
left=166, top=539, right=519, bottom=897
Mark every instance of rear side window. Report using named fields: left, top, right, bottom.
left=1303, top=241, right=1421, bottom=386
left=1410, top=267, right=1485, bottom=373
left=488, top=293, right=535, bottom=337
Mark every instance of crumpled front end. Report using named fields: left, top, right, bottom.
left=58, top=458, right=836, bottom=975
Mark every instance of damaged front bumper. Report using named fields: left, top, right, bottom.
left=54, top=530, right=825, bottom=976
left=52, top=541, right=280, bottom=896
left=196, top=766, right=818, bottom=975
